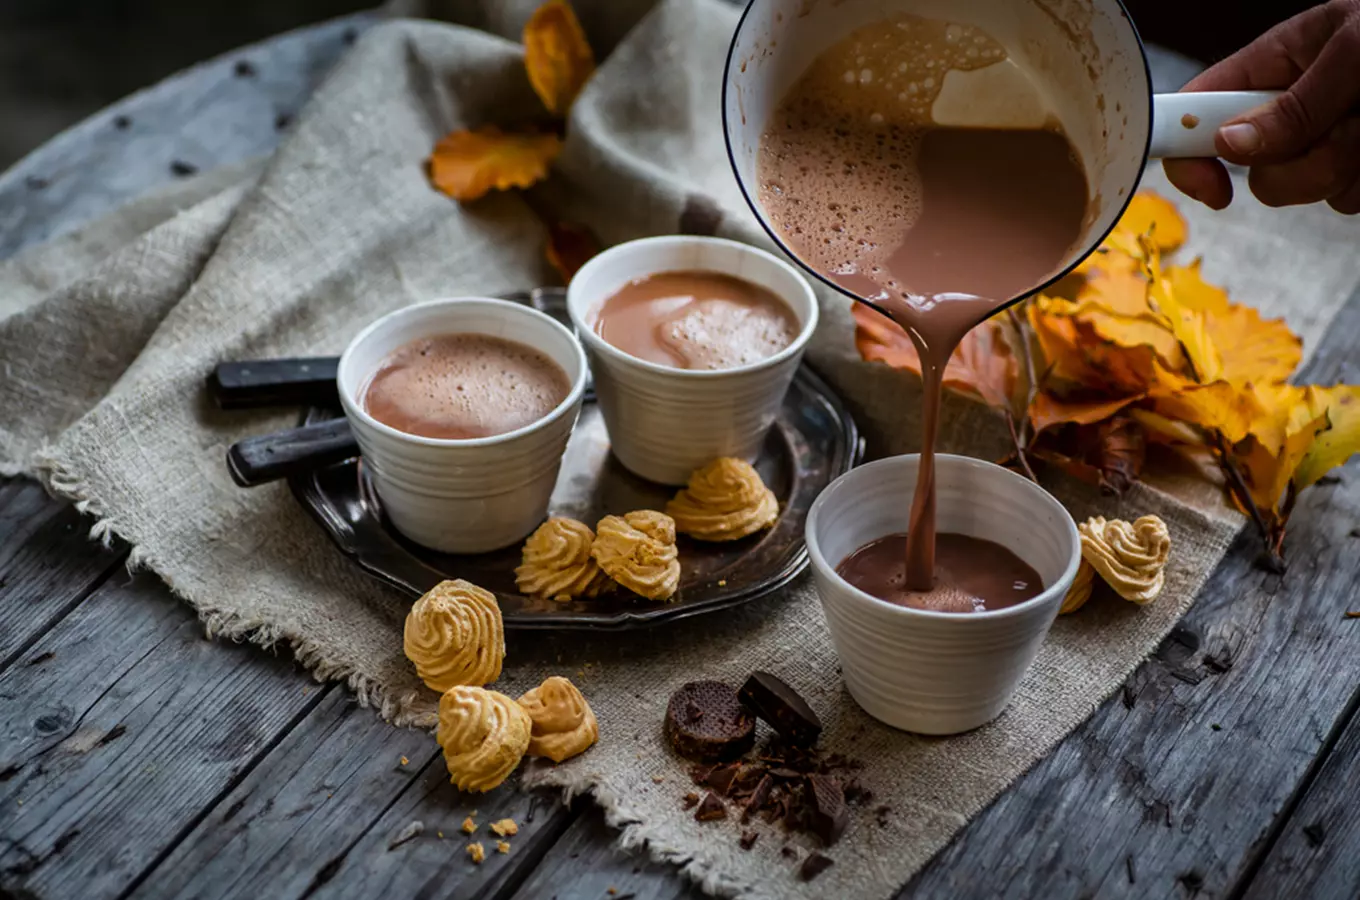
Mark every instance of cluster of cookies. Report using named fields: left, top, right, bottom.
left=404, top=579, right=598, bottom=792
left=514, top=457, right=779, bottom=603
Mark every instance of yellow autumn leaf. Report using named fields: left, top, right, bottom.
left=428, top=127, right=562, bottom=202
left=1111, top=191, right=1188, bottom=252
left=1146, top=378, right=1258, bottom=444
left=1234, top=411, right=1330, bottom=517
left=523, top=0, right=596, bottom=116
left=1292, top=386, right=1360, bottom=491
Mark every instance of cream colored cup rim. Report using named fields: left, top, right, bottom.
left=337, top=297, right=589, bottom=449
left=567, top=234, right=820, bottom=379
left=806, top=453, right=1082, bottom=621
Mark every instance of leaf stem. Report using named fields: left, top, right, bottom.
left=1004, top=410, right=1040, bottom=484
left=1006, top=305, right=1039, bottom=450
left=1209, top=429, right=1286, bottom=570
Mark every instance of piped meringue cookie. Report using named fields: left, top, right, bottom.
left=517, top=675, right=599, bottom=763
left=515, top=517, right=610, bottom=602
left=404, top=579, right=505, bottom=693
left=1059, top=560, right=1096, bottom=614
left=437, top=685, right=532, bottom=792
left=591, top=510, right=681, bottom=601
left=1079, top=515, right=1171, bottom=605
left=666, top=457, right=780, bottom=541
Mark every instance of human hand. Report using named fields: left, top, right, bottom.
left=1162, top=0, right=1360, bottom=213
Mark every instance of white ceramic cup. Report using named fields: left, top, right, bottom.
left=566, top=236, right=819, bottom=485
left=337, top=298, right=588, bottom=554
left=723, top=0, right=1281, bottom=305
left=806, top=454, right=1082, bottom=735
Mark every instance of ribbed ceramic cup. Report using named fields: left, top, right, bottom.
left=566, top=235, right=819, bottom=485
left=338, top=298, right=588, bottom=554
left=806, top=454, right=1081, bottom=735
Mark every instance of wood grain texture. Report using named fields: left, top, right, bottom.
left=1243, top=697, right=1360, bottom=900
left=302, top=754, right=576, bottom=900
left=0, top=14, right=374, bottom=258
left=132, top=686, right=430, bottom=900
left=0, top=572, right=323, bottom=900
left=901, top=286, right=1360, bottom=900
left=508, top=807, right=697, bottom=900
left=0, top=477, right=126, bottom=673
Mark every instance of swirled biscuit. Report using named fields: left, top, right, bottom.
left=666, top=457, right=779, bottom=542
left=517, top=676, right=599, bottom=762
left=591, top=510, right=681, bottom=601
left=404, top=579, right=505, bottom=693
left=515, top=517, right=609, bottom=601
left=1079, top=515, right=1171, bottom=605
left=1059, top=560, right=1096, bottom=615
left=436, top=685, right=532, bottom=792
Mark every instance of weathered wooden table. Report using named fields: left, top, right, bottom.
left=2, top=14, right=1359, bottom=900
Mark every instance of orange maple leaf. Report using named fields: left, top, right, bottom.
left=852, top=302, right=1018, bottom=411
left=428, top=127, right=562, bottom=202
left=524, top=0, right=596, bottom=116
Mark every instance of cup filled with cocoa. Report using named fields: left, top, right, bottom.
left=337, top=298, right=588, bottom=554
left=566, top=235, right=818, bottom=485
left=806, top=455, right=1081, bottom=735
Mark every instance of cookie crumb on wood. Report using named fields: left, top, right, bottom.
left=466, top=842, right=485, bottom=864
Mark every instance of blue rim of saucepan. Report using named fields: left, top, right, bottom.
left=719, top=0, right=1156, bottom=324
left=337, top=297, right=590, bottom=449
left=804, top=453, right=1083, bottom=621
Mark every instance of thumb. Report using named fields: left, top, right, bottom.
left=1216, top=12, right=1360, bottom=164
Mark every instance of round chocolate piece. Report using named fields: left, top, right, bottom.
left=664, top=680, right=756, bottom=762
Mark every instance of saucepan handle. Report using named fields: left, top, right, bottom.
left=208, top=357, right=341, bottom=409
left=227, top=418, right=359, bottom=487
left=1149, top=90, right=1282, bottom=159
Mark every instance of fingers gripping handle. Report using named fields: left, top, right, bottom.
left=1150, top=91, right=1282, bottom=159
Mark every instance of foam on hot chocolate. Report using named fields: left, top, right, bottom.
left=362, top=333, right=570, bottom=440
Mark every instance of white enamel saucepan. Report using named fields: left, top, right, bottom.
left=722, top=0, right=1278, bottom=307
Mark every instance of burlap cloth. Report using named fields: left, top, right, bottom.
left=2, top=2, right=1358, bottom=897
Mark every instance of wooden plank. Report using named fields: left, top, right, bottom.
left=0, top=14, right=376, bottom=258
left=1239, top=692, right=1360, bottom=899
left=0, top=571, right=323, bottom=900
left=901, top=287, right=1360, bottom=899
left=507, top=807, right=697, bottom=900
left=0, top=476, right=127, bottom=672
left=298, top=758, right=577, bottom=900
left=130, top=687, right=430, bottom=900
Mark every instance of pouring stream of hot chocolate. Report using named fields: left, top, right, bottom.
left=757, top=14, right=1091, bottom=593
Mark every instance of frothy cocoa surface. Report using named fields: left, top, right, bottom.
left=362, top=333, right=570, bottom=440
left=594, top=270, right=799, bottom=370
left=836, top=532, right=1043, bottom=614
left=757, top=13, right=1091, bottom=591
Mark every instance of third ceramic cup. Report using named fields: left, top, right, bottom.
left=806, top=454, right=1082, bottom=736
left=567, top=235, right=819, bottom=485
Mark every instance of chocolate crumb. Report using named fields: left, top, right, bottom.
left=113, top=115, right=132, bottom=130
left=683, top=792, right=700, bottom=810
left=806, top=774, right=849, bottom=845
left=706, top=763, right=741, bottom=796
left=694, top=792, right=727, bottom=822
left=874, top=804, right=891, bottom=827
left=739, top=830, right=758, bottom=850
left=275, top=112, right=293, bottom=131
left=781, top=845, right=798, bottom=859
left=689, top=764, right=715, bottom=785
left=742, top=775, right=773, bottom=824
left=170, top=160, right=198, bottom=177
left=234, top=59, right=257, bottom=78
left=24, top=175, right=48, bottom=191
left=799, top=852, right=834, bottom=881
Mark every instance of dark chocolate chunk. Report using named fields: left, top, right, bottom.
left=806, top=774, right=849, bottom=845
left=170, top=160, right=198, bottom=177
left=768, top=767, right=802, bottom=780
left=781, top=845, right=798, bottom=859
left=694, top=792, right=727, bottom=822
left=739, top=830, right=758, bottom=851
left=683, top=792, right=700, bottom=810
left=740, top=672, right=822, bottom=746
left=689, top=764, right=715, bottom=785
left=233, top=59, right=257, bottom=78
left=799, top=852, right=834, bottom=882
left=742, top=775, right=774, bottom=823
left=705, top=763, right=741, bottom=796
left=665, top=681, right=756, bottom=762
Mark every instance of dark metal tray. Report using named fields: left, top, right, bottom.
left=288, top=295, right=862, bottom=630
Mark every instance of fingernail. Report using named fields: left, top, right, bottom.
left=1220, top=122, right=1262, bottom=155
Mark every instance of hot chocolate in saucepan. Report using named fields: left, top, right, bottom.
left=759, top=14, right=1090, bottom=612
left=362, top=333, right=571, bottom=440
left=594, top=270, right=799, bottom=370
